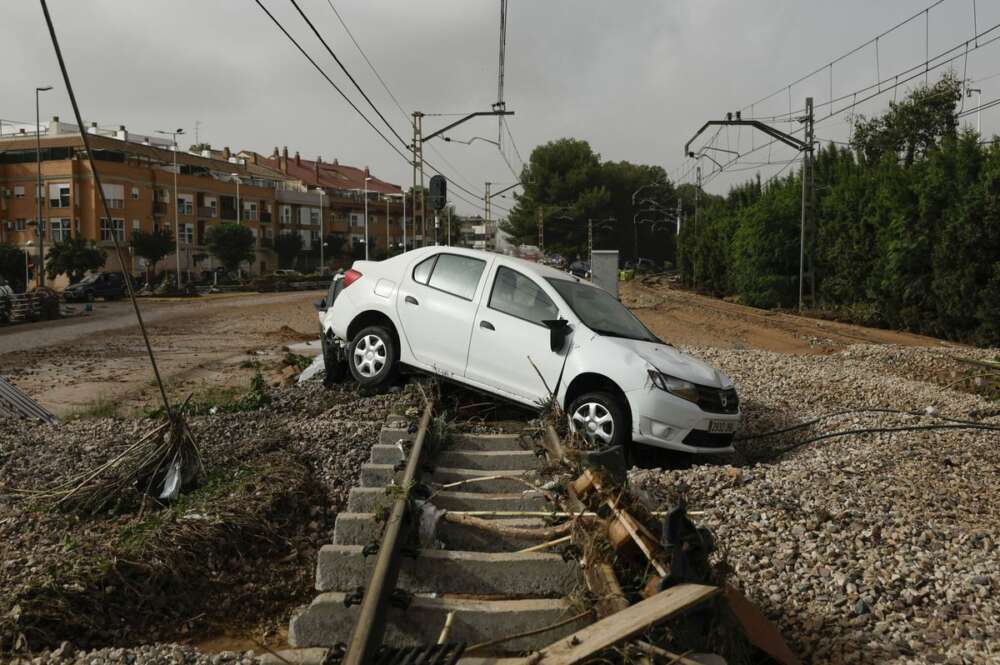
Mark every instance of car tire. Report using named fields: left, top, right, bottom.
left=321, top=329, right=347, bottom=386
left=347, top=325, right=398, bottom=389
left=568, top=391, right=629, bottom=450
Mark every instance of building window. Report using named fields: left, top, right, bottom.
left=280, top=205, right=292, bottom=224
left=14, top=187, right=24, bottom=199
left=50, top=218, right=71, bottom=242
left=102, top=183, right=125, bottom=209
left=15, top=218, right=26, bottom=231
left=245, top=201, right=258, bottom=221
left=49, top=184, right=71, bottom=208
left=350, top=213, right=363, bottom=228
left=180, top=223, right=194, bottom=244
left=177, top=194, right=194, bottom=215
left=131, top=186, right=140, bottom=200
left=100, top=217, right=125, bottom=242
left=75, top=219, right=81, bottom=234
left=132, top=219, right=141, bottom=233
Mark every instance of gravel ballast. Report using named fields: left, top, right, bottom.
left=632, top=344, right=1000, bottom=665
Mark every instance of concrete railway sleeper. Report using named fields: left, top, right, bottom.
left=279, top=392, right=754, bottom=665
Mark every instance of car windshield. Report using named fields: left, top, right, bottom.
left=547, top=278, right=659, bottom=343
left=79, top=275, right=99, bottom=284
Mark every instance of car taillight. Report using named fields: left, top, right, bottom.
left=342, top=268, right=363, bottom=288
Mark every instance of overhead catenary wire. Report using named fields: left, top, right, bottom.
left=254, top=0, right=410, bottom=164
left=288, top=0, right=408, bottom=148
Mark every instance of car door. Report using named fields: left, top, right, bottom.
left=465, top=264, right=565, bottom=404
left=396, top=252, right=492, bottom=379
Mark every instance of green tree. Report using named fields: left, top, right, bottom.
left=131, top=227, right=174, bottom=275
left=273, top=232, right=303, bottom=269
left=0, top=244, right=28, bottom=291
left=45, top=236, right=107, bottom=284
left=204, top=223, right=256, bottom=272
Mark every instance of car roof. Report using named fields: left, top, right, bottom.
left=400, top=246, right=590, bottom=284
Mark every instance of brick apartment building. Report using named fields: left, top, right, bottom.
left=0, top=118, right=407, bottom=288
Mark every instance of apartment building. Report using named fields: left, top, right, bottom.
left=0, top=118, right=407, bottom=287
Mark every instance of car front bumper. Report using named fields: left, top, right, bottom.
left=625, top=386, right=740, bottom=454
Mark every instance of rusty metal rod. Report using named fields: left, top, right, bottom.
left=342, top=400, right=434, bottom=665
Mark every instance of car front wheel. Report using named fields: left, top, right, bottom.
left=568, top=391, right=629, bottom=449
left=348, top=325, right=398, bottom=389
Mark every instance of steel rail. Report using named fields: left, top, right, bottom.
left=343, top=399, right=435, bottom=665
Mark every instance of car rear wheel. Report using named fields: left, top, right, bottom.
left=568, top=391, right=628, bottom=450
left=348, top=325, right=398, bottom=389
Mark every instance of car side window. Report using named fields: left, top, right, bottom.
left=489, top=266, right=558, bottom=326
left=426, top=254, right=486, bottom=300
left=412, top=256, right=436, bottom=285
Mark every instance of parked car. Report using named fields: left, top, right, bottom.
left=319, top=247, right=740, bottom=455
left=635, top=258, right=658, bottom=273
left=271, top=269, right=303, bottom=278
left=568, top=260, right=591, bottom=279
left=63, top=272, right=126, bottom=302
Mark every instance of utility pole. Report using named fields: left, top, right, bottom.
left=157, top=128, right=185, bottom=288
left=676, top=198, right=682, bottom=236
left=447, top=207, right=452, bottom=246
left=684, top=107, right=815, bottom=309
left=484, top=182, right=492, bottom=230
left=799, top=97, right=815, bottom=311
left=385, top=196, right=390, bottom=255
left=411, top=112, right=425, bottom=247
left=537, top=207, right=544, bottom=251
left=401, top=192, right=407, bottom=251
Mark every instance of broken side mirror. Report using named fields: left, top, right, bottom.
left=314, top=297, right=327, bottom=312
left=543, top=318, right=572, bottom=353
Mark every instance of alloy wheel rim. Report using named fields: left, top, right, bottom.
left=571, top=402, right=614, bottom=445
left=353, top=334, right=386, bottom=377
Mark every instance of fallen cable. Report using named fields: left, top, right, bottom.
left=463, top=609, right=593, bottom=654
left=735, top=407, right=998, bottom=443
left=760, top=422, right=1000, bottom=462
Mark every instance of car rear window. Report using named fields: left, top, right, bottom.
left=426, top=254, right=485, bottom=300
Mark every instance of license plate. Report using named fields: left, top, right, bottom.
left=708, top=420, right=737, bottom=434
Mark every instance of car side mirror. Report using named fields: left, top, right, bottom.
left=543, top=318, right=572, bottom=353
left=315, top=298, right=327, bottom=312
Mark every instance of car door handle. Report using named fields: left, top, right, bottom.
left=405, top=295, right=419, bottom=306
left=480, top=320, right=495, bottom=331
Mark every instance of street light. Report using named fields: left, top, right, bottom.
left=35, top=85, right=53, bottom=287
left=363, top=176, right=373, bottom=260
left=317, top=187, right=325, bottom=272
left=967, top=85, right=983, bottom=134
left=24, top=240, right=34, bottom=292
left=156, top=128, right=184, bottom=287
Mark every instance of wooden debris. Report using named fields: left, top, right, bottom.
left=527, top=584, right=720, bottom=664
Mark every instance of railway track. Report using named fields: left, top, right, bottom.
left=281, top=394, right=772, bottom=665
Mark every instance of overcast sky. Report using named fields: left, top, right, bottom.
left=3, top=0, right=998, bottom=214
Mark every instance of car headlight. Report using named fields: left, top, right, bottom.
left=648, top=370, right=699, bottom=404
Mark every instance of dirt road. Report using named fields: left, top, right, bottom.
left=0, top=291, right=323, bottom=417
left=0, top=278, right=973, bottom=418
left=621, top=276, right=956, bottom=354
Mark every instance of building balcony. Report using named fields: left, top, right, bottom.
left=220, top=209, right=237, bottom=221
left=242, top=210, right=258, bottom=222
left=197, top=206, right=215, bottom=218
left=260, top=211, right=272, bottom=223
left=153, top=201, right=168, bottom=215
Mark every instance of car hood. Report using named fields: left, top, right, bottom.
left=604, top=337, right=732, bottom=388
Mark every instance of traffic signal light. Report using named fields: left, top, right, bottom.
left=429, top=175, right=447, bottom=210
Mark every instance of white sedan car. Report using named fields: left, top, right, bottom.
left=319, top=247, right=740, bottom=455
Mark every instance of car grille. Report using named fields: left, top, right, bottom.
left=696, top=385, right=739, bottom=414
left=683, top=430, right=735, bottom=448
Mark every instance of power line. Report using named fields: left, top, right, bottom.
left=287, top=0, right=407, bottom=147
left=741, top=0, right=949, bottom=115
left=324, top=0, right=410, bottom=126
left=253, top=0, right=410, bottom=164
left=320, top=0, right=485, bottom=198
